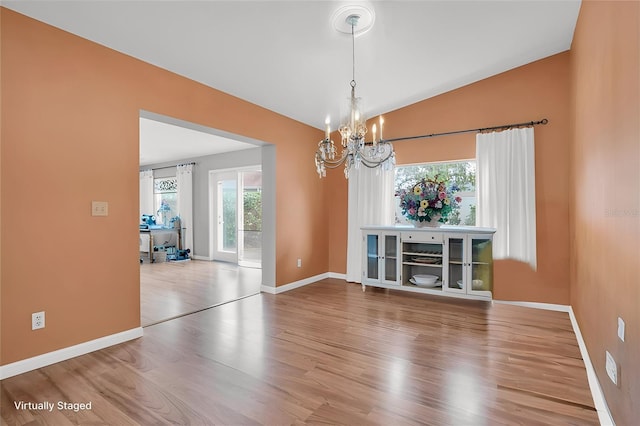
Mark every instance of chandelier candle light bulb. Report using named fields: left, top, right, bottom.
left=325, top=116, right=331, bottom=140
left=372, top=123, right=377, bottom=145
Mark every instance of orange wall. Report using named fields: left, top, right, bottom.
left=570, top=1, right=639, bottom=424
left=328, top=53, right=572, bottom=305
left=0, top=9, right=327, bottom=365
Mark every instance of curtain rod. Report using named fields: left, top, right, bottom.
left=149, top=161, right=196, bottom=171
left=383, top=118, right=548, bottom=143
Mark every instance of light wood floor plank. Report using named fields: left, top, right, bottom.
left=1, top=279, right=599, bottom=425
left=140, top=259, right=262, bottom=326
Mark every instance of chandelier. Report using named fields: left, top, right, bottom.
left=315, top=13, right=395, bottom=179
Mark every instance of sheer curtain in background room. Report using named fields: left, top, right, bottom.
left=176, top=163, right=194, bottom=253
left=346, top=166, right=396, bottom=282
left=139, top=170, right=154, bottom=218
left=139, top=169, right=154, bottom=255
left=476, top=127, right=537, bottom=270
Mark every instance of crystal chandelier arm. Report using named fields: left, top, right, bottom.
left=316, top=149, right=349, bottom=168
left=359, top=141, right=394, bottom=164
left=359, top=153, right=394, bottom=168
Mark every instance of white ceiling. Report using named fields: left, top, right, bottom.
left=139, top=117, right=257, bottom=166
left=3, top=0, right=581, bottom=162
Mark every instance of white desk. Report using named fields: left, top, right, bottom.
left=140, top=227, right=182, bottom=262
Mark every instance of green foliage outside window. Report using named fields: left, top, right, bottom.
left=243, top=191, right=262, bottom=231
left=222, top=188, right=237, bottom=249
left=222, top=189, right=262, bottom=249
left=243, top=191, right=262, bottom=249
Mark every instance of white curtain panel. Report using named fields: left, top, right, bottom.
left=346, top=166, right=396, bottom=282
left=139, top=169, right=154, bottom=218
left=176, top=163, right=194, bottom=253
left=476, top=127, right=537, bottom=270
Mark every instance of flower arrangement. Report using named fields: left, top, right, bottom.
left=397, top=175, right=462, bottom=224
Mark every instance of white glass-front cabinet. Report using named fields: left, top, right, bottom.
left=361, top=226, right=495, bottom=300
left=444, top=234, right=493, bottom=298
left=362, top=231, right=400, bottom=287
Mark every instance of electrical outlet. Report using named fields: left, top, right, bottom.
left=618, top=317, right=625, bottom=342
left=297, top=258, right=302, bottom=268
left=605, top=351, right=617, bottom=385
left=32, top=311, right=45, bottom=330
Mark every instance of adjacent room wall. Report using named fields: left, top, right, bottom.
left=570, top=1, right=639, bottom=424
left=0, top=9, right=326, bottom=365
left=328, top=52, right=572, bottom=305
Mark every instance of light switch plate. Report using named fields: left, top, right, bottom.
left=92, top=201, right=108, bottom=216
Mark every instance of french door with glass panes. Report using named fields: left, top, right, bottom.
left=210, top=168, right=262, bottom=267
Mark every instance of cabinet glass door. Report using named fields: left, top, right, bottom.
left=447, top=237, right=465, bottom=291
left=366, top=234, right=379, bottom=281
left=469, top=236, right=493, bottom=294
left=383, top=234, right=398, bottom=283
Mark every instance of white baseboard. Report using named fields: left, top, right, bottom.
left=0, top=327, right=143, bottom=380
left=261, top=272, right=329, bottom=294
left=261, top=271, right=348, bottom=294
left=191, top=255, right=212, bottom=261
left=493, top=300, right=571, bottom=312
left=328, top=272, right=347, bottom=280
left=568, top=307, right=615, bottom=426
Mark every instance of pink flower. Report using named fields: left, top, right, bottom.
left=408, top=207, right=417, bottom=215
left=455, top=196, right=462, bottom=203
left=438, top=191, right=446, bottom=200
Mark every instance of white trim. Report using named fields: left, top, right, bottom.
left=329, top=272, right=347, bottom=280
left=191, top=255, right=212, bottom=261
left=568, top=307, right=615, bottom=426
left=0, top=327, right=143, bottom=380
left=261, top=272, right=335, bottom=294
left=493, top=300, right=571, bottom=312
left=260, top=284, right=277, bottom=294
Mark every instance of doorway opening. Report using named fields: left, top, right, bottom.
left=139, top=110, right=276, bottom=327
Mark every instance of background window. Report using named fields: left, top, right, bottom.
left=395, top=161, right=476, bottom=225
left=154, top=177, right=177, bottom=226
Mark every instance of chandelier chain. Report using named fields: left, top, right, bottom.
left=351, top=19, right=356, bottom=89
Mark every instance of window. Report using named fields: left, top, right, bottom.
left=394, top=160, right=476, bottom=225
left=154, top=177, right=177, bottom=226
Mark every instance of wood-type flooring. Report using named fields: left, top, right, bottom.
left=140, top=259, right=262, bottom=326
left=1, top=279, right=599, bottom=425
